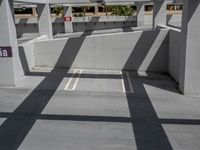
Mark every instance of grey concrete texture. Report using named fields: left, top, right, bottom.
left=15, top=17, right=138, bottom=36
left=33, top=28, right=169, bottom=72
left=167, top=14, right=182, bottom=28
left=0, top=68, right=200, bottom=150
left=14, top=14, right=182, bottom=37
left=169, top=29, right=181, bottom=82
left=153, top=0, right=167, bottom=28
left=37, top=2, right=53, bottom=39
left=64, top=6, right=73, bottom=33
left=0, top=0, right=24, bottom=86
left=137, top=3, right=145, bottom=27
left=53, top=26, right=152, bottom=39
left=179, top=0, right=200, bottom=95
left=18, top=35, right=48, bottom=74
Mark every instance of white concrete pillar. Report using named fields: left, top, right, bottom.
left=64, top=6, right=73, bottom=33
left=32, top=7, right=37, bottom=17
left=37, top=2, right=53, bottom=39
left=0, top=0, right=24, bottom=86
left=95, top=6, right=98, bottom=15
left=153, top=0, right=167, bottom=28
left=137, top=3, right=145, bottom=27
left=179, top=0, right=200, bottom=95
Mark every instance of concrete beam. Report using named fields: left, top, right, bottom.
left=153, top=0, right=167, bottom=28
left=14, top=0, right=181, bottom=6
left=49, top=0, right=150, bottom=5
left=0, top=0, right=23, bottom=86
left=37, top=1, right=53, bottom=39
left=14, top=0, right=46, bottom=4
left=179, top=0, right=200, bottom=95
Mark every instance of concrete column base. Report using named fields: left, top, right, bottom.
left=37, top=3, right=53, bottom=39
left=0, top=0, right=24, bottom=86
left=64, top=6, right=73, bottom=33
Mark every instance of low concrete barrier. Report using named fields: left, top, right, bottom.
left=33, top=28, right=169, bottom=72
left=169, top=28, right=182, bottom=82
left=18, top=35, right=48, bottom=74
left=15, top=15, right=181, bottom=36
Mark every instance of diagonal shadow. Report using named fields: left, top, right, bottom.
left=16, top=19, right=29, bottom=38
left=153, top=0, right=167, bottom=28
left=123, top=29, right=160, bottom=71
left=17, top=22, right=175, bottom=150
left=1, top=112, right=200, bottom=125
left=124, top=73, right=173, bottom=150
left=0, top=18, right=96, bottom=149
left=123, top=29, right=173, bottom=149
left=184, top=1, right=200, bottom=23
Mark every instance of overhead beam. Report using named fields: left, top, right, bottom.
left=14, top=0, right=46, bottom=4
left=49, top=0, right=151, bottom=5
left=14, top=0, right=182, bottom=6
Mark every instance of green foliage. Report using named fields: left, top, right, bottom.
left=108, top=5, right=135, bottom=16
left=73, top=13, right=84, bottom=17
left=53, top=6, right=64, bottom=16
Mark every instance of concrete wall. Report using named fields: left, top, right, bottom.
left=15, top=16, right=137, bottom=36
left=15, top=15, right=181, bottom=36
left=169, top=29, right=181, bottom=82
left=33, top=28, right=169, bottom=72
left=0, top=0, right=24, bottom=86
left=18, top=35, right=48, bottom=74
left=167, top=14, right=182, bottom=27
left=144, top=14, right=182, bottom=27
left=73, top=21, right=137, bottom=32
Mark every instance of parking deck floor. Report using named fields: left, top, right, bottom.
left=0, top=68, right=200, bottom=150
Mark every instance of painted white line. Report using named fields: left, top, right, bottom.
left=125, top=72, right=134, bottom=93
left=64, top=69, right=77, bottom=90
left=71, top=69, right=83, bottom=91
left=120, top=71, right=126, bottom=93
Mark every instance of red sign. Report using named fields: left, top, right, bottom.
left=64, top=16, right=72, bottom=22
left=0, top=47, right=12, bottom=57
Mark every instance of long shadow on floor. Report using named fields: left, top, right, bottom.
left=0, top=30, right=94, bottom=150
left=1, top=17, right=199, bottom=150
left=124, top=72, right=173, bottom=150
left=122, top=26, right=173, bottom=149
left=0, top=69, right=200, bottom=149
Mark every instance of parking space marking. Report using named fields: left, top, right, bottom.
left=65, top=70, right=133, bottom=93
left=64, top=69, right=77, bottom=90
left=72, top=69, right=83, bottom=91
left=120, top=71, right=134, bottom=93
left=64, top=69, right=82, bottom=91
left=120, top=71, right=126, bottom=93
left=125, top=72, right=134, bottom=93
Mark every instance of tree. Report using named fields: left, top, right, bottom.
left=52, top=6, right=64, bottom=16
left=108, top=5, right=135, bottom=16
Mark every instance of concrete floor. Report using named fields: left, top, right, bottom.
left=0, top=69, right=200, bottom=150
left=17, top=33, right=40, bottom=44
